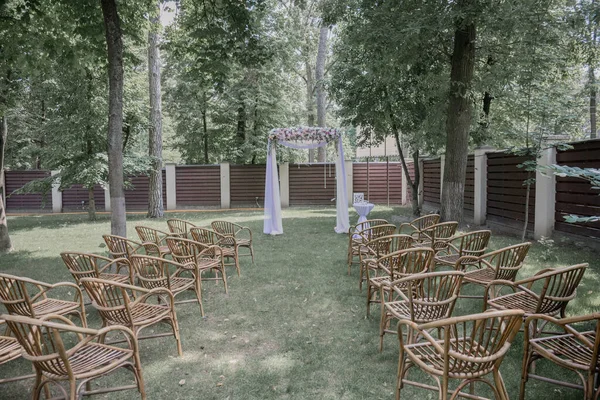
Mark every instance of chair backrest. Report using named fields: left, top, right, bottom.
left=355, top=219, right=389, bottom=233
left=167, top=218, right=197, bottom=238
left=380, top=248, right=433, bottom=281
left=453, top=230, right=491, bottom=257
left=523, top=263, right=588, bottom=315
left=61, top=252, right=113, bottom=284
left=135, top=226, right=165, bottom=245
left=367, top=234, right=414, bottom=260
left=411, top=214, right=440, bottom=231
left=401, top=310, right=523, bottom=375
left=190, top=227, right=224, bottom=245
left=130, top=255, right=184, bottom=291
left=0, top=274, right=35, bottom=318
left=211, top=220, right=239, bottom=236
left=165, top=237, right=208, bottom=266
left=103, top=235, right=138, bottom=259
left=484, top=242, right=531, bottom=281
left=3, top=314, right=101, bottom=377
left=359, top=224, right=397, bottom=242
left=392, top=271, right=464, bottom=323
left=79, top=278, right=132, bottom=324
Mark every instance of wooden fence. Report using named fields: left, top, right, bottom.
left=352, top=162, right=403, bottom=205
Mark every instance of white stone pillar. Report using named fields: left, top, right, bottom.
left=280, top=162, right=289, bottom=208
left=473, top=147, right=491, bottom=225
left=165, top=163, right=177, bottom=210
left=220, top=162, right=230, bottom=209
left=534, top=147, right=557, bottom=239
left=418, top=159, right=424, bottom=208
left=439, top=155, right=445, bottom=203
left=345, top=160, right=353, bottom=206
left=51, top=170, right=62, bottom=213
left=401, top=163, right=408, bottom=205
left=104, top=184, right=111, bottom=212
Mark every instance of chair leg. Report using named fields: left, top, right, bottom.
left=132, top=354, right=147, bottom=400
left=519, top=338, right=532, bottom=400
left=171, top=313, right=183, bottom=357
left=234, top=253, right=241, bottom=277
left=249, top=245, right=255, bottom=263
left=220, top=264, right=228, bottom=294
left=379, top=305, right=388, bottom=352
left=194, top=278, right=205, bottom=317
left=396, top=346, right=406, bottom=400
left=366, top=284, right=372, bottom=318
left=493, top=369, right=510, bottom=400
left=69, top=378, right=76, bottom=400
left=32, top=370, right=44, bottom=400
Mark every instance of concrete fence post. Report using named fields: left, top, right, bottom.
left=345, top=160, right=353, bottom=206
left=165, top=163, right=177, bottom=210
left=473, top=147, right=492, bottom=225
left=51, top=170, right=62, bottom=213
left=439, top=155, right=445, bottom=204
left=534, top=147, right=557, bottom=239
left=104, top=184, right=111, bottom=212
left=280, top=162, right=289, bottom=208
left=220, top=162, right=230, bottom=209
left=418, top=159, right=424, bottom=208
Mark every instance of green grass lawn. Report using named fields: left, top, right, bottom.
left=0, top=206, right=598, bottom=399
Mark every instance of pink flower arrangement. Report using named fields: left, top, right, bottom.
left=269, top=127, right=341, bottom=143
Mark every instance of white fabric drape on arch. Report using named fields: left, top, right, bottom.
left=263, top=138, right=349, bottom=235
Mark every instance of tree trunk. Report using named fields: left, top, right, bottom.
left=590, top=66, right=597, bottom=139
left=88, top=187, right=97, bottom=221
left=441, top=1, right=476, bottom=224
left=315, top=25, right=328, bottom=162
left=147, top=4, right=164, bottom=218
left=101, top=0, right=127, bottom=236
left=391, top=122, right=420, bottom=217
left=237, top=104, right=246, bottom=164
left=305, top=55, right=315, bottom=162
left=0, top=115, right=12, bottom=252
left=202, top=108, right=209, bottom=164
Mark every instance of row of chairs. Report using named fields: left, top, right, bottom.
left=347, top=215, right=598, bottom=400
left=0, top=219, right=255, bottom=399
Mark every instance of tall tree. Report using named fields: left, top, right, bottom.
left=147, top=1, right=164, bottom=218
left=441, top=0, right=477, bottom=224
left=0, top=116, right=11, bottom=252
left=101, top=0, right=127, bottom=236
left=315, top=25, right=328, bottom=162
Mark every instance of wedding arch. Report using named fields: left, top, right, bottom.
left=263, top=127, right=350, bottom=235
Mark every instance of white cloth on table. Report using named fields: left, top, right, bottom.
left=353, top=202, right=374, bottom=239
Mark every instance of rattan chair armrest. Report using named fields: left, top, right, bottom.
left=137, top=287, right=176, bottom=307
left=200, top=244, right=223, bottom=259
left=96, top=324, right=139, bottom=350
left=98, top=257, right=130, bottom=274
left=454, top=255, right=481, bottom=271
left=217, top=235, right=237, bottom=246
left=47, top=281, right=84, bottom=300
left=240, top=226, right=253, bottom=241
left=398, top=222, right=417, bottom=234
left=483, top=279, right=519, bottom=309
left=523, top=314, right=591, bottom=345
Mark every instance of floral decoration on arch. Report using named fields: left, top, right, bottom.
left=268, top=127, right=341, bottom=143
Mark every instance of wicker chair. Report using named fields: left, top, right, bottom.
left=359, top=234, right=415, bottom=291
left=433, top=230, right=491, bottom=268
left=2, top=313, right=146, bottom=400
left=458, top=242, right=531, bottom=298
left=379, top=271, right=464, bottom=351
left=130, top=254, right=204, bottom=316
left=365, top=248, right=433, bottom=317
left=347, top=218, right=389, bottom=266
left=166, top=237, right=228, bottom=295
left=520, top=313, right=600, bottom=400
left=0, top=318, right=36, bottom=386
left=348, top=224, right=397, bottom=275
left=413, top=221, right=459, bottom=254
left=484, top=263, right=588, bottom=335
left=135, top=226, right=172, bottom=257
left=80, top=277, right=183, bottom=356
left=190, top=227, right=240, bottom=277
left=166, top=218, right=198, bottom=239
left=102, top=235, right=146, bottom=273
left=398, top=214, right=440, bottom=240
left=396, top=310, right=524, bottom=400
left=61, top=252, right=132, bottom=286
left=211, top=220, right=255, bottom=263
left=0, top=273, right=87, bottom=328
